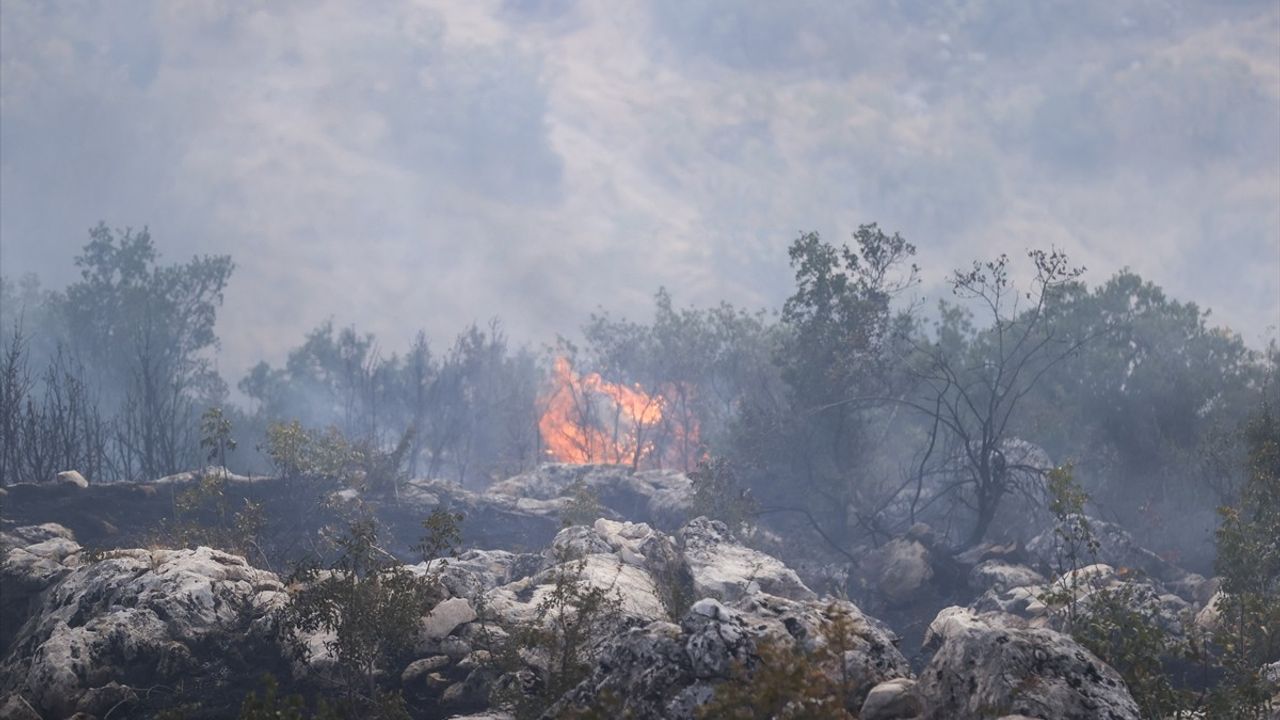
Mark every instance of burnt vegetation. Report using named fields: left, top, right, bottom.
left=1, top=223, right=1277, bottom=719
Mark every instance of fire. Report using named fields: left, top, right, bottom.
left=538, top=356, right=700, bottom=470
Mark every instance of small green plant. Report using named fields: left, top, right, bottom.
left=416, top=507, right=464, bottom=569
left=238, top=674, right=309, bottom=720
left=283, top=519, right=438, bottom=715
left=492, top=543, right=623, bottom=720
left=262, top=421, right=358, bottom=484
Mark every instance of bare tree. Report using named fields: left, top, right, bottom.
left=906, top=249, right=1090, bottom=547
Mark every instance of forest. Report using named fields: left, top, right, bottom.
left=0, top=223, right=1277, bottom=719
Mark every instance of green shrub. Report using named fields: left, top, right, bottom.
left=282, top=519, right=439, bottom=715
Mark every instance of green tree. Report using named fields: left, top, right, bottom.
left=735, top=226, right=917, bottom=554
left=1210, top=402, right=1280, bottom=717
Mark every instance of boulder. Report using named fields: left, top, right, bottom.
left=862, top=538, right=934, bottom=604
left=0, top=545, right=284, bottom=718
left=487, top=464, right=694, bottom=529
left=483, top=552, right=669, bottom=630
left=1027, top=516, right=1185, bottom=583
left=969, top=561, right=1044, bottom=595
left=55, top=471, right=88, bottom=489
left=679, top=517, right=815, bottom=602
left=861, top=677, right=922, bottom=720
left=422, top=597, right=478, bottom=640
left=916, top=607, right=1141, bottom=720
left=548, top=593, right=911, bottom=719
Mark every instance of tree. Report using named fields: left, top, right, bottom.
left=63, top=224, right=234, bottom=480
left=1018, top=271, right=1266, bottom=556
left=735, top=225, right=917, bottom=553
left=906, top=249, right=1088, bottom=547
left=1210, top=400, right=1280, bottom=717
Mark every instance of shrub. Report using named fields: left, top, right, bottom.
left=689, top=456, right=756, bottom=531
left=282, top=519, right=439, bottom=715
left=1209, top=404, right=1280, bottom=717
left=697, top=604, right=865, bottom=719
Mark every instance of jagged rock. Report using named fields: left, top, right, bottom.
left=1, top=526, right=82, bottom=596
left=679, top=517, right=815, bottom=602
left=1027, top=516, right=1185, bottom=583
left=969, top=560, right=1045, bottom=594
left=423, top=598, right=479, bottom=640
left=548, top=593, right=910, bottom=719
left=972, top=584, right=1051, bottom=624
left=917, top=607, right=1141, bottom=720
left=862, top=538, right=934, bottom=603
left=0, top=545, right=284, bottom=718
left=74, top=681, right=137, bottom=716
left=55, top=471, right=88, bottom=489
left=413, top=549, right=547, bottom=601
left=1194, top=590, right=1224, bottom=633
left=487, top=464, right=693, bottom=529
left=860, top=677, right=922, bottom=720
left=0, top=694, right=41, bottom=720
left=484, top=552, right=668, bottom=628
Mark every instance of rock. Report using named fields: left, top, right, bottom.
left=972, top=584, right=1051, bottom=624
left=1195, top=590, right=1225, bottom=633
left=414, top=549, right=546, bottom=601
left=487, top=464, right=694, bottom=529
left=969, top=561, right=1044, bottom=594
left=423, top=598, right=478, bottom=640
left=549, top=594, right=910, bottom=719
left=484, top=552, right=668, bottom=629
left=862, top=538, right=934, bottom=603
left=860, top=677, right=922, bottom=720
left=56, top=471, right=88, bottom=489
left=0, top=695, right=40, bottom=720
left=679, top=517, right=815, bottom=602
left=1027, top=516, right=1185, bottom=583
left=0, top=545, right=283, bottom=718
left=402, top=655, right=451, bottom=685
left=74, top=681, right=137, bottom=716
left=917, top=607, right=1141, bottom=720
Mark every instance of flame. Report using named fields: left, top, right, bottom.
left=538, top=356, right=700, bottom=470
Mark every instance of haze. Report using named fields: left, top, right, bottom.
left=2, top=0, right=1277, bottom=382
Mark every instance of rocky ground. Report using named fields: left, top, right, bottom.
left=0, top=465, right=1274, bottom=719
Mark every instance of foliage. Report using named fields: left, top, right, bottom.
left=238, top=675, right=311, bottom=720
left=262, top=421, right=359, bottom=484
left=1209, top=402, right=1280, bottom=718
left=492, top=543, right=623, bottom=720
left=415, top=506, right=465, bottom=568
left=688, top=456, right=756, bottom=531
left=283, top=519, right=440, bottom=713
left=1040, top=465, right=1191, bottom=718
left=697, top=604, right=866, bottom=719
left=730, top=226, right=918, bottom=558
left=560, top=479, right=604, bottom=527
left=241, top=319, right=540, bottom=487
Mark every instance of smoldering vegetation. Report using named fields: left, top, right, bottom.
left=0, top=223, right=1277, bottom=719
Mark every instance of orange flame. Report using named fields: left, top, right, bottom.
left=538, top=356, right=700, bottom=470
